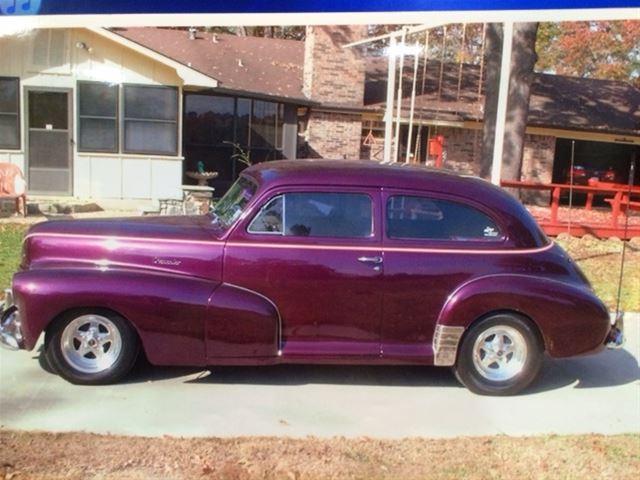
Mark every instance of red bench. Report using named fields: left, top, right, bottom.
left=0, top=163, right=26, bottom=216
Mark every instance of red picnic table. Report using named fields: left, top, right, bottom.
left=500, top=179, right=640, bottom=239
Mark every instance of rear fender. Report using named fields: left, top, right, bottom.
left=436, top=274, right=610, bottom=360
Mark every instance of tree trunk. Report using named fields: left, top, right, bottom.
left=480, top=23, right=539, bottom=190
left=480, top=24, right=503, bottom=179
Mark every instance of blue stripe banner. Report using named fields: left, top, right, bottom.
left=0, top=0, right=638, bottom=16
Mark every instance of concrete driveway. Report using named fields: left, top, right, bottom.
left=1, top=316, right=638, bottom=439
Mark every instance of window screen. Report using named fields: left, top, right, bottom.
left=387, top=195, right=501, bottom=241
left=0, top=77, right=19, bottom=149
left=78, top=82, right=118, bottom=152
left=123, top=85, right=178, bottom=155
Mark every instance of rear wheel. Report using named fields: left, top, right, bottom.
left=454, top=313, right=543, bottom=396
left=45, top=310, right=139, bottom=385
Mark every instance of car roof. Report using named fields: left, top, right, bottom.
left=242, top=160, right=549, bottom=249
left=245, top=159, right=463, bottom=190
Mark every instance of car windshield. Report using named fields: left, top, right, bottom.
left=211, top=176, right=257, bottom=228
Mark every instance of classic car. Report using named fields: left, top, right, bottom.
left=0, top=160, right=624, bottom=395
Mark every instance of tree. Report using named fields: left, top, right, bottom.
left=480, top=23, right=539, bottom=188
left=536, top=21, right=640, bottom=86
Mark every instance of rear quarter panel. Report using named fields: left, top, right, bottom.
left=437, top=274, right=610, bottom=357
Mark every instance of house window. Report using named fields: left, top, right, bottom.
left=78, top=82, right=118, bottom=153
left=0, top=77, right=20, bottom=150
left=251, top=100, right=282, bottom=150
left=123, top=85, right=178, bottom=155
left=77, top=82, right=179, bottom=156
left=183, top=93, right=286, bottom=184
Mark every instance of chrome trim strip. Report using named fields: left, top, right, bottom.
left=24, top=232, right=222, bottom=247
left=433, top=324, right=465, bottom=366
left=26, top=233, right=554, bottom=255
left=226, top=241, right=554, bottom=255
left=221, top=282, right=283, bottom=352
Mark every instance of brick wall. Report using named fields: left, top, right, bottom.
left=302, top=25, right=366, bottom=160
left=304, top=111, right=363, bottom=159
left=303, top=25, right=366, bottom=105
left=431, top=127, right=482, bottom=175
left=520, top=133, right=556, bottom=204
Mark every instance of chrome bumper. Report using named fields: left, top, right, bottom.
left=605, top=311, right=625, bottom=349
left=0, top=288, right=23, bottom=350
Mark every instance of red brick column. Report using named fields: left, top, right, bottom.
left=302, top=25, right=366, bottom=160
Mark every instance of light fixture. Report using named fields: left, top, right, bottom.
left=75, top=41, right=93, bottom=53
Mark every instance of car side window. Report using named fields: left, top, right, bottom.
left=247, top=195, right=283, bottom=234
left=386, top=195, right=501, bottom=241
left=248, top=192, right=373, bottom=238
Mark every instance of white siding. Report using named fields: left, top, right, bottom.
left=0, top=28, right=185, bottom=201
left=122, top=158, right=152, bottom=199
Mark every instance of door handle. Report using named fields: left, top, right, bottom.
left=357, top=256, right=383, bottom=265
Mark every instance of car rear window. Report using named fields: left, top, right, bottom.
left=249, top=192, right=373, bottom=238
left=386, top=195, right=502, bottom=241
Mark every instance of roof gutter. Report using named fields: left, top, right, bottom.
left=199, top=86, right=318, bottom=107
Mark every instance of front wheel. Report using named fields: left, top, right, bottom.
left=45, top=310, right=139, bottom=385
left=453, top=313, right=543, bottom=396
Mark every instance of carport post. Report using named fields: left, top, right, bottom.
left=490, top=21, right=514, bottom=186
left=383, top=36, right=397, bottom=163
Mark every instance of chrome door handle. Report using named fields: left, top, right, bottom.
left=357, top=256, right=383, bottom=265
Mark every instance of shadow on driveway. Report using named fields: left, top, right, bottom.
left=34, top=344, right=639, bottom=394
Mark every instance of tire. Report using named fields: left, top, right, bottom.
left=45, top=309, right=139, bottom=385
left=453, top=313, right=543, bottom=396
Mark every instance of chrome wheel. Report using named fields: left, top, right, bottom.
left=60, top=314, right=123, bottom=374
left=472, top=325, right=527, bottom=382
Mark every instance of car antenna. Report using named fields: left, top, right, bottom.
left=614, top=153, right=636, bottom=320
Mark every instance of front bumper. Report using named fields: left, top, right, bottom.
left=605, top=311, right=625, bottom=349
left=0, top=288, right=23, bottom=350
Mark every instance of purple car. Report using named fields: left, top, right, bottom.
left=0, top=160, right=624, bottom=395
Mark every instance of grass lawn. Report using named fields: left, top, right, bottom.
left=0, top=223, right=27, bottom=297
left=1, top=222, right=638, bottom=311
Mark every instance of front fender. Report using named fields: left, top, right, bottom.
left=12, top=268, right=217, bottom=366
left=437, top=274, right=610, bottom=358
left=206, top=283, right=280, bottom=359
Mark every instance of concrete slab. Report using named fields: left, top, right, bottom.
left=1, top=315, right=638, bottom=439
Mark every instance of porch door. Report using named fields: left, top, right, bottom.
left=27, top=89, right=72, bottom=194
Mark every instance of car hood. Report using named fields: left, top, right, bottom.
left=21, top=215, right=224, bottom=281
left=26, top=214, right=221, bottom=243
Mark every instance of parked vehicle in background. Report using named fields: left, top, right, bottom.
left=0, top=160, right=623, bottom=395
left=565, top=165, right=618, bottom=185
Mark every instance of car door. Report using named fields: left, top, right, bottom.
left=223, top=187, right=383, bottom=357
left=380, top=190, right=506, bottom=361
